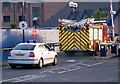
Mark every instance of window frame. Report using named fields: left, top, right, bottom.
left=3, top=16, right=10, bottom=22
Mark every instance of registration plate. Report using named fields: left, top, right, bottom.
left=15, top=54, right=25, bottom=56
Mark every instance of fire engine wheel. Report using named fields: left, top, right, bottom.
left=10, top=65, right=16, bottom=69
left=65, top=51, right=75, bottom=56
left=95, top=44, right=99, bottom=56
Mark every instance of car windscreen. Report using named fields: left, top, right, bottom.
left=13, top=44, right=36, bottom=50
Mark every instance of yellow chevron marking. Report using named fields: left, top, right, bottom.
left=80, top=35, right=89, bottom=43
left=81, top=31, right=89, bottom=39
left=60, top=34, right=68, bottom=43
left=59, top=31, right=68, bottom=40
left=69, top=44, right=74, bottom=49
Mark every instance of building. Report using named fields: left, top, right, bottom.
left=41, top=2, right=120, bottom=35
left=1, top=0, right=67, bottom=28
left=1, top=0, right=120, bottom=36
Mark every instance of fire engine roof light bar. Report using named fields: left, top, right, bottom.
left=91, top=20, right=106, bottom=23
left=110, top=0, right=116, bottom=41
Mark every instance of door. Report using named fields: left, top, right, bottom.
left=44, top=45, right=54, bottom=63
left=38, top=45, right=48, bottom=64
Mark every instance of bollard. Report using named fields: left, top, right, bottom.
left=111, top=45, right=117, bottom=54
left=100, top=45, right=106, bottom=57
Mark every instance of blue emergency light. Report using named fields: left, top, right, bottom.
left=26, top=40, right=37, bottom=43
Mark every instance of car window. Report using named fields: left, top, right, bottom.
left=44, top=45, right=51, bottom=51
left=39, top=45, right=46, bottom=51
left=13, top=44, right=35, bottom=50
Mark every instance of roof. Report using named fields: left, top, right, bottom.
left=41, top=2, right=119, bottom=27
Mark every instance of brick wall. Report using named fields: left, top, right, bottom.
left=43, top=2, right=67, bottom=22
left=2, top=2, right=67, bottom=28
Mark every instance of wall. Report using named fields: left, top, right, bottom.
left=114, top=15, right=119, bottom=34
left=2, top=2, right=67, bottom=28
left=43, top=2, right=67, bottom=22
left=2, top=3, right=43, bottom=28
left=2, top=29, right=59, bottom=48
left=0, top=2, right=2, bottom=82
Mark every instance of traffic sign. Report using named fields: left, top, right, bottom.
left=33, top=30, right=37, bottom=38
left=19, top=21, right=27, bottom=29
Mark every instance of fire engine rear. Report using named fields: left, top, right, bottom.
left=59, top=18, right=110, bottom=56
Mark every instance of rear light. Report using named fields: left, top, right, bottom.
left=8, top=51, right=11, bottom=57
left=29, top=52, right=35, bottom=57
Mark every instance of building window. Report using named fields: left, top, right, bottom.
left=32, top=7, right=40, bottom=26
left=2, top=2, right=11, bottom=7
left=19, top=16, right=25, bottom=22
left=3, top=16, right=10, bottom=22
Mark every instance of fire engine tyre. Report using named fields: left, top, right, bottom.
left=95, top=44, right=99, bottom=56
left=52, top=56, right=57, bottom=66
left=38, top=58, right=43, bottom=69
left=10, top=65, right=16, bottom=69
left=65, top=51, right=75, bottom=56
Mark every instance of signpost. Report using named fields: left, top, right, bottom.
left=19, top=21, right=27, bottom=43
left=32, top=30, right=37, bottom=38
left=19, top=21, right=27, bottom=30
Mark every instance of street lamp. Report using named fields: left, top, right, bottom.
left=33, top=17, right=38, bottom=29
left=68, top=2, right=78, bottom=20
left=22, top=1, right=25, bottom=43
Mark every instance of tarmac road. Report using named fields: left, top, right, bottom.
left=1, top=52, right=119, bottom=83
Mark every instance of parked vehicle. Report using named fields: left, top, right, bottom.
left=59, top=18, right=110, bottom=56
left=8, top=42, right=58, bottom=69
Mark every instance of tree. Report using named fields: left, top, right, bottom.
left=94, top=9, right=109, bottom=21
left=94, top=9, right=102, bottom=21
left=10, top=22, right=17, bottom=29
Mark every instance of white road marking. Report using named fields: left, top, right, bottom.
left=65, top=60, right=76, bottom=63
left=14, top=75, right=46, bottom=82
left=90, top=62, right=103, bottom=67
left=40, top=71, right=46, bottom=73
left=69, top=62, right=104, bottom=67
left=58, top=71, right=67, bottom=74
left=47, top=70, right=55, bottom=73
left=2, top=75, right=46, bottom=82
left=2, top=75, right=30, bottom=82
left=69, top=62, right=91, bottom=67
left=68, top=67, right=81, bottom=72
left=50, top=68, right=59, bottom=71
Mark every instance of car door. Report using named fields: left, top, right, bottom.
left=44, top=45, right=54, bottom=63
left=38, top=45, right=48, bottom=64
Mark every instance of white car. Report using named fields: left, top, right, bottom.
left=8, top=43, right=58, bottom=69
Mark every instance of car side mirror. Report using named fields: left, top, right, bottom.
left=51, top=48, right=54, bottom=51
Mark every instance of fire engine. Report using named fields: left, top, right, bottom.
left=58, top=18, right=110, bottom=56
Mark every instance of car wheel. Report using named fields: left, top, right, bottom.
left=52, top=56, right=57, bottom=66
left=38, top=58, right=43, bottom=69
left=10, top=65, right=16, bottom=69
